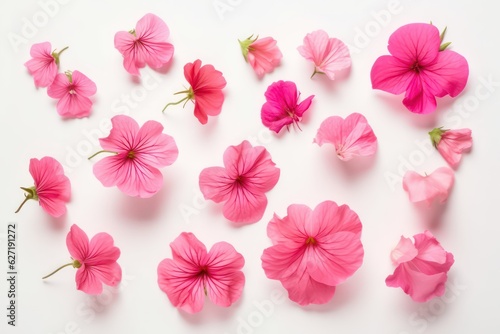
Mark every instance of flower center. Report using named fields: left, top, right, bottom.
left=68, top=85, right=76, bottom=95
left=411, top=62, right=421, bottom=73
left=235, top=175, right=245, bottom=186
left=72, top=259, right=82, bottom=269
left=306, top=236, right=317, bottom=245
left=127, top=151, right=136, bottom=159
left=198, top=265, right=209, bottom=277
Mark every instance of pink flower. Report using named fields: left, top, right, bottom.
left=47, top=70, right=97, bottom=118
left=261, top=80, right=314, bottom=133
left=163, top=59, right=226, bottom=124
left=386, top=231, right=454, bottom=302
left=371, top=23, right=469, bottom=114
left=199, top=140, right=280, bottom=224
left=429, top=127, right=472, bottom=167
left=261, top=201, right=364, bottom=305
left=239, top=35, right=282, bottom=78
left=314, top=113, right=378, bottom=161
left=15, top=156, right=71, bottom=217
left=114, top=13, right=174, bottom=76
left=24, top=42, right=68, bottom=88
left=89, top=115, right=178, bottom=198
left=297, top=30, right=351, bottom=79
left=43, top=224, right=122, bottom=295
left=403, top=167, right=454, bottom=206
left=157, top=232, right=245, bottom=313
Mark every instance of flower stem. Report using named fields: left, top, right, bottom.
left=162, top=96, right=189, bottom=113
left=57, top=46, right=69, bottom=56
left=14, top=195, right=31, bottom=213
left=88, top=150, right=118, bottom=160
left=42, top=262, right=74, bottom=279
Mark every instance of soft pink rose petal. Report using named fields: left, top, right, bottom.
left=402, top=167, right=454, bottom=205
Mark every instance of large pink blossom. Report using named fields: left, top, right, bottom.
left=157, top=232, right=245, bottom=313
left=403, top=167, right=454, bottom=206
left=371, top=23, right=469, bottom=114
left=199, top=140, right=280, bottom=224
left=24, top=42, right=68, bottom=88
left=429, top=127, right=472, bottom=167
left=239, top=35, right=282, bottom=78
left=261, top=201, right=364, bottom=305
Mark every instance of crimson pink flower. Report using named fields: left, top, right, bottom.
left=297, top=30, right=351, bottom=79
left=314, top=113, right=378, bottom=161
left=386, top=231, right=454, bottom=302
left=43, top=224, right=122, bottom=295
left=403, top=167, right=454, bottom=206
left=89, top=115, right=178, bottom=198
left=371, top=23, right=469, bottom=114
left=429, top=127, right=472, bottom=167
left=157, top=232, right=245, bottom=313
left=114, top=13, right=174, bottom=76
left=15, top=156, right=71, bottom=217
left=163, top=59, right=226, bottom=124
left=239, top=35, right=282, bottom=78
left=24, top=42, right=68, bottom=88
left=199, top=140, right=280, bottom=224
left=261, top=201, right=364, bottom=305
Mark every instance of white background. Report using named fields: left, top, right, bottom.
left=1, top=0, right=499, bottom=333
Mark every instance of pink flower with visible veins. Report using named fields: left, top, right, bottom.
left=157, top=232, right=245, bottom=313
left=403, top=167, right=454, bottom=206
left=261, top=201, right=364, bottom=305
left=371, top=23, right=469, bottom=114
left=386, top=231, right=454, bottom=302
left=15, top=156, right=71, bottom=217
left=24, top=42, right=68, bottom=88
left=429, top=127, right=472, bottom=167
left=89, top=115, right=178, bottom=198
left=199, top=140, right=280, bottom=224
left=114, top=13, right=174, bottom=76
left=239, top=35, right=282, bottom=78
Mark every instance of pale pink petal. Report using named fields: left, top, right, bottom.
left=170, top=233, right=207, bottom=269
left=281, top=272, right=336, bottom=306
left=199, top=167, right=233, bottom=203
left=56, top=94, right=93, bottom=118
left=390, top=236, right=418, bottom=265
left=66, top=224, right=89, bottom=261
left=275, top=204, right=311, bottom=243
left=71, top=71, right=97, bottom=97
left=99, top=115, right=140, bottom=152
left=308, top=201, right=362, bottom=237
left=437, top=128, right=472, bottom=167
left=133, top=120, right=179, bottom=168
left=247, top=37, right=282, bottom=78
left=371, top=55, right=415, bottom=94
left=114, top=31, right=141, bottom=76
left=261, top=243, right=307, bottom=281
left=47, top=73, right=69, bottom=99
left=222, top=186, right=268, bottom=223
left=266, top=214, right=290, bottom=245
left=24, top=42, right=57, bottom=88
left=402, top=167, right=454, bottom=205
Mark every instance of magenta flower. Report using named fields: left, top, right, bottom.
left=89, top=115, right=178, bottom=198
left=386, top=231, right=454, bottom=302
left=43, top=224, right=122, bottom=295
left=403, top=167, right=454, bottom=206
left=24, top=42, right=68, bottom=88
left=15, top=156, right=71, bottom=217
left=371, top=23, right=469, bottom=114
left=157, top=232, right=245, bottom=313
left=239, top=35, right=282, bottom=78
left=429, top=127, right=472, bottom=167
left=199, top=140, right=280, bottom=224
left=114, top=13, right=174, bottom=76
left=261, top=201, right=364, bottom=305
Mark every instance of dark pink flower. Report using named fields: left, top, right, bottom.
left=429, top=127, right=472, bottom=167
left=239, top=35, right=282, bottom=78
left=24, top=42, right=68, bottom=88
left=403, top=167, right=454, bottom=206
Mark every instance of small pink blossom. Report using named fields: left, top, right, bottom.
left=199, top=140, right=280, bottom=224
left=24, top=42, right=68, bottom=88
left=239, top=35, right=282, bottom=78
left=314, top=113, right=378, bottom=161
left=402, top=167, right=454, bottom=206
left=157, top=232, right=245, bottom=313
left=386, top=231, right=454, bottom=302
left=429, top=127, right=472, bottom=167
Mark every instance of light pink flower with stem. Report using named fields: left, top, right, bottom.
left=239, top=35, right=282, bottom=78
left=24, top=42, right=68, bottom=88
left=429, top=127, right=472, bottom=167
left=403, top=167, right=454, bottom=206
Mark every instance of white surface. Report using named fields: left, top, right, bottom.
left=1, top=0, right=499, bottom=333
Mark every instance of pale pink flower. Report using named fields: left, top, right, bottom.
left=371, top=23, right=469, bottom=114
left=402, top=167, right=454, bottom=206
left=314, top=113, right=378, bottom=161
left=89, top=115, right=178, bottom=198
left=15, top=156, right=71, bottom=217
left=24, top=42, right=68, bottom=88
left=157, top=232, right=245, bottom=313
left=239, top=35, right=282, bottom=78
left=114, top=13, right=174, bottom=76
left=386, top=231, right=454, bottom=302
left=199, top=140, right=280, bottom=224
left=261, top=201, right=364, bottom=305
left=297, top=30, right=351, bottom=80
left=429, top=127, right=472, bottom=167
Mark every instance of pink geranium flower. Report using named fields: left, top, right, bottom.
left=261, top=80, right=314, bottom=133
left=297, top=30, right=351, bottom=79
left=15, top=156, right=71, bottom=217
left=386, top=231, right=454, bottom=302
left=239, top=35, right=282, bottom=78
left=429, top=127, right=472, bottom=167
left=163, top=59, right=226, bottom=124
left=371, top=23, right=469, bottom=114
left=403, top=167, right=454, bottom=206
left=43, top=224, right=122, bottom=295
left=261, top=201, right=364, bottom=305
left=314, top=113, right=378, bottom=161
left=157, top=232, right=245, bottom=313
left=47, top=70, right=97, bottom=118
left=114, top=13, right=174, bottom=76
left=89, top=115, right=178, bottom=198
left=24, top=42, right=68, bottom=88
left=199, top=140, right=280, bottom=224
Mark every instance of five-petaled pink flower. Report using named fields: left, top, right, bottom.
left=89, top=115, right=179, bottom=198
left=261, top=80, right=314, bottom=133
left=114, top=13, right=174, bottom=76
left=24, top=42, right=68, bottom=88
left=43, top=224, right=122, bottom=295
left=314, top=113, right=378, bottom=161
left=297, top=30, right=351, bottom=80
left=371, top=23, right=469, bottom=114
left=157, top=232, right=245, bottom=313
left=163, top=59, right=226, bottom=124
left=386, top=231, right=454, bottom=302
left=403, top=167, right=454, bottom=206
left=239, top=35, right=282, bottom=78
left=199, top=140, right=280, bottom=224
left=429, top=127, right=472, bottom=167
left=47, top=70, right=97, bottom=118
left=261, top=201, right=364, bottom=305
left=15, top=156, right=71, bottom=217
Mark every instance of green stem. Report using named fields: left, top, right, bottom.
left=42, top=262, right=74, bottom=279
left=88, top=150, right=118, bottom=160
left=56, top=46, right=69, bottom=56
left=311, top=68, right=324, bottom=79
left=162, top=96, right=190, bottom=113
left=14, top=195, right=31, bottom=213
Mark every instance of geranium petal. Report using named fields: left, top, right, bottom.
left=99, top=115, right=140, bottom=152
left=371, top=55, right=414, bottom=95
left=66, top=224, right=89, bottom=261
left=72, top=71, right=97, bottom=97
left=222, top=186, right=267, bottom=223
left=281, top=272, right=336, bottom=306
left=387, top=23, right=440, bottom=66
left=133, top=120, right=178, bottom=168
left=402, top=167, right=454, bottom=205
left=56, top=94, right=93, bottom=118
left=199, top=167, right=233, bottom=203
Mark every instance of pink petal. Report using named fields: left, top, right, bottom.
left=133, top=120, right=179, bottom=168
left=71, top=71, right=97, bottom=97
left=222, top=186, right=268, bottom=223
left=371, top=55, right=415, bottom=94
left=199, top=167, right=233, bottom=203
left=275, top=204, right=311, bottom=243
left=114, top=31, right=141, bottom=76
left=281, top=272, right=336, bottom=306
left=56, top=94, right=93, bottom=118
left=247, top=37, right=282, bottom=78
left=402, top=73, right=439, bottom=114
left=193, top=90, right=225, bottom=124
left=170, top=232, right=207, bottom=268
left=66, top=224, right=89, bottom=261
left=390, top=236, right=418, bottom=265
left=402, top=167, right=454, bottom=205
left=135, top=13, right=174, bottom=69
left=437, top=128, right=473, bottom=167
left=85, top=232, right=121, bottom=266
left=24, top=42, right=57, bottom=88
left=47, top=73, right=70, bottom=99
left=261, top=242, right=307, bottom=282
left=423, top=50, right=469, bottom=98
left=308, top=201, right=362, bottom=237
left=75, top=265, right=105, bottom=295
left=99, top=115, right=140, bottom=152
